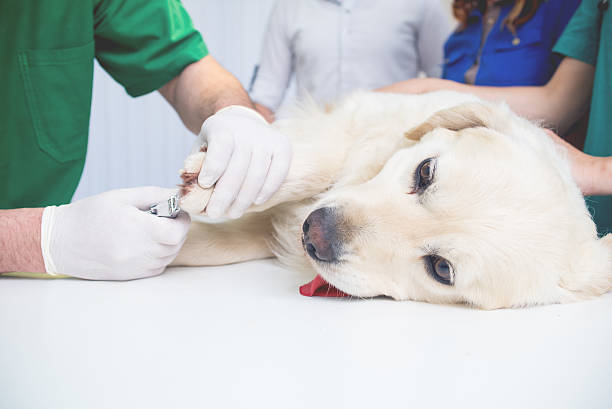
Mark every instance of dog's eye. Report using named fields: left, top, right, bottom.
left=413, top=158, right=436, bottom=192
left=425, top=255, right=454, bottom=286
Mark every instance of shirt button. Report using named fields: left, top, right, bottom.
left=512, top=37, right=521, bottom=46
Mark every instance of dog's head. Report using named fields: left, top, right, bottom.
left=302, top=102, right=612, bottom=308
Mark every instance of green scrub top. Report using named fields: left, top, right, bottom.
left=0, top=0, right=208, bottom=209
left=553, top=0, right=612, bottom=235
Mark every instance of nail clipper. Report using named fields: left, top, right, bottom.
left=148, top=193, right=181, bottom=218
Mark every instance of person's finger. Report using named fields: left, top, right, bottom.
left=146, top=243, right=180, bottom=259
left=145, top=211, right=191, bottom=245
left=144, top=265, right=167, bottom=279
left=155, top=224, right=189, bottom=258
left=198, top=131, right=234, bottom=188
left=142, top=252, right=180, bottom=278
left=254, top=147, right=292, bottom=205
left=156, top=251, right=183, bottom=267
left=227, top=151, right=272, bottom=219
left=115, top=186, right=179, bottom=210
left=205, top=147, right=252, bottom=218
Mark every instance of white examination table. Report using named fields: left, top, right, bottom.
left=1, top=259, right=611, bottom=408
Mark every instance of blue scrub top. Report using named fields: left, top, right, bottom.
left=442, top=0, right=581, bottom=86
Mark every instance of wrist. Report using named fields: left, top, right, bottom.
left=584, top=156, right=612, bottom=196
left=40, top=206, right=60, bottom=275
left=420, top=78, right=440, bottom=93
left=412, top=78, right=454, bottom=95
left=203, top=105, right=268, bottom=133
left=0, top=207, right=46, bottom=274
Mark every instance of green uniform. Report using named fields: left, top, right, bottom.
left=553, top=0, right=612, bottom=234
left=0, top=0, right=208, bottom=209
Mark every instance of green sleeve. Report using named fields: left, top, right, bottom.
left=552, top=0, right=600, bottom=66
left=93, top=0, right=209, bottom=97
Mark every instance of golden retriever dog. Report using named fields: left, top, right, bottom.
left=172, top=91, right=612, bottom=309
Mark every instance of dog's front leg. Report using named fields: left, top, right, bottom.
left=171, top=212, right=274, bottom=266
left=179, top=140, right=343, bottom=216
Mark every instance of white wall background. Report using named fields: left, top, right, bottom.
left=74, top=0, right=453, bottom=201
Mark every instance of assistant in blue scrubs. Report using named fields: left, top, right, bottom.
left=443, top=0, right=581, bottom=86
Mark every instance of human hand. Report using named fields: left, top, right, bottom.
left=543, top=129, right=612, bottom=196
left=41, top=187, right=191, bottom=280
left=194, top=105, right=292, bottom=219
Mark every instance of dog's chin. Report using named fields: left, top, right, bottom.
left=301, top=237, right=385, bottom=298
left=311, top=263, right=381, bottom=299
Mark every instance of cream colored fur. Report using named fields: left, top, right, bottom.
left=172, top=91, right=612, bottom=309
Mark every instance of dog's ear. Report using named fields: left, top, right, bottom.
left=559, top=234, right=612, bottom=301
left=405, top=102, right=511, bottom=141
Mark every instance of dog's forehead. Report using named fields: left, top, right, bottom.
left=400, top=128, right=572, bottom=246
left=397, top=125, right=519, bottom=165
left=437, top=128, right=556, bottom=190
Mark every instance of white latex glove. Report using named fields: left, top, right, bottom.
left=196, top=105, right=292, bottom=219
left=41, top=187, right=191, bottom=280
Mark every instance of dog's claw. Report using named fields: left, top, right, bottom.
left=178, top=149, right=213, bottom=214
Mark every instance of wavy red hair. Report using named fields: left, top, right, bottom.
left=453, top=0, right=543, bottom=35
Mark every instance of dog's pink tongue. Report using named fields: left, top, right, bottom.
left=299, top=275, right=350, bottom=297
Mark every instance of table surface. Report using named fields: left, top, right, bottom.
left=1, top=259, right=611, bottom=409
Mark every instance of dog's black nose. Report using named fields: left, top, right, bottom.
left=302, top=207, right=340, bottom=263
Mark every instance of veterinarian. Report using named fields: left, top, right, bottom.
left=380, top=0, right=612, bottom=234
left=249, top=0, right=452, bottom=122
left=0, top=0, right=292, bottom=279
left=542, top=0, right=612, bottom=205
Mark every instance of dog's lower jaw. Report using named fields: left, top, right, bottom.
left=312, top=265, right=375, bottom=299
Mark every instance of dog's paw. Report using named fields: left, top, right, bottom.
left=179, top=146, right=213, bottom=214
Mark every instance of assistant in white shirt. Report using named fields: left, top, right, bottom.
left=250, top=0, right=453, bottom=121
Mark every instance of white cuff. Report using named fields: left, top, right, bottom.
left=41, top=206, right=59, bottom=276
left=208, top=105, right=268, bottom=127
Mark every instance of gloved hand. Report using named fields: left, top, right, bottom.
left=41, top=187, right=191, bottom=280
left=196, top=105, right=292, bottom=219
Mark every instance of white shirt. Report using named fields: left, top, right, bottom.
left=250, top=0, right=453, bottom=110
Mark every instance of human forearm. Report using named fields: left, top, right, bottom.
left=378, top=58, right=594, bottom=135
left=471, top=59, right=594, bottom=134
left=376, top=77, right=455, bottom=94
left=0, top=208, right=45, bottom=273
left=378, top=78, right=557, bottom=126
left=458, top=84, right=564, bottom=129
left=159, top=55, right=254, bottom=134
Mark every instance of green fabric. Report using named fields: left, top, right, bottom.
left=553, top=0, right=612, bottom=234
left=0, top=0, right=208, bottom=209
